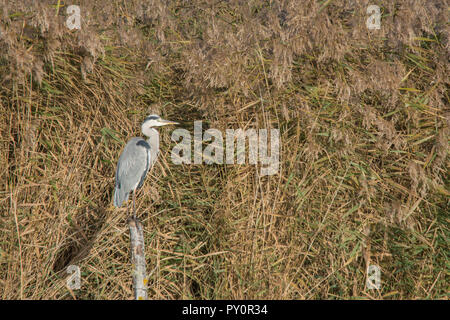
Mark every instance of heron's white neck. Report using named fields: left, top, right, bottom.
left=144, top=127, right=160, bottom=165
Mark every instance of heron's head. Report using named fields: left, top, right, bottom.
left=141, top=114, right=178, bottom=137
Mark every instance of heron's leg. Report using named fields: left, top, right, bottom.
left=132, top=189, right=136, bottom=219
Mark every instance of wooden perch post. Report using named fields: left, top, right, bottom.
left=128, top=216, right=148, bottom=300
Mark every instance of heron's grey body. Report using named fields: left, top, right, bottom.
left=113, top=137, right=154, bottom=207
left=113, top=115, right=177, bottom=211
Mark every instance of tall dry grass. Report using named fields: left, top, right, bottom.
left=0, top=0, right=448, bottom=299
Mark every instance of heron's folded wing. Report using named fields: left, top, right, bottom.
left=115, top=138, right=150, bottom=193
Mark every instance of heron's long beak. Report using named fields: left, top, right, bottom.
left=158, top=119, right=179, bottom=125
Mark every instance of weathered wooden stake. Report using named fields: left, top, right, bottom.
left=128, top=216, right=148, bottom=300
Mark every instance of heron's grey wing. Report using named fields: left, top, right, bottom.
left=136, top=140, right=151, bottom=189
left=113, top=137, right=150, bottom=207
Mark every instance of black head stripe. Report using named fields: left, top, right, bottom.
left=144, top=115, right=160, bottom=122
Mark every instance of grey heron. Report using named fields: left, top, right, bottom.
left=113, top=114, right=178, bottom=218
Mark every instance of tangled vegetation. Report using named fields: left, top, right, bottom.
left=0, top=0, right=448, bottom=299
